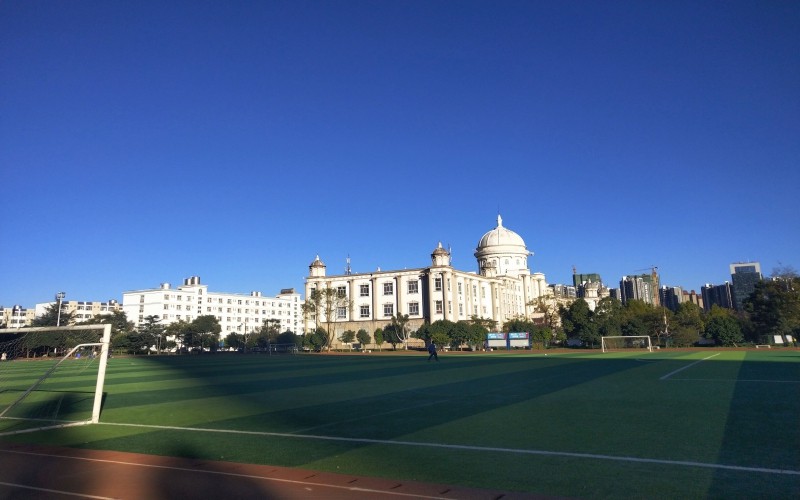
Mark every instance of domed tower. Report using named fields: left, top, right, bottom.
left=474, top=215, right=532, bottom=278
left=309, top=255, right=327, bottom=278
left=431, top=242, right=451, bottom=267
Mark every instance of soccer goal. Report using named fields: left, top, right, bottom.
left=0, top=324, right=111, bottom=434
left=601, top=335, right=653, bottom=353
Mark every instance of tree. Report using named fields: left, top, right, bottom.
left=388, top=314, right=411, bottom=349
left=305, top=327, right=328, bottom=351
left=137, top=315, right=164, bottom=353
left=340, top=329, right=356, bottom=350
left=594, top=297, right=623, bottom=338
left=190, top=315, right=222, bottom=351
left=704, top=306, right=744, bottom=346
left=744, top=277, right=800, bottom=344
left=32, top=302, right=74, bottom=327
left=318, top=287, right=353, bottom=350
left=356, top=328, right=370, bottom=349
left=560, top=299, right=599, bottom=348
left=528, top=296, right=558, bottom=328
left=671, top=303, right=704, bottom=346
left=79, top=310, right=136, bottom=354
left=373, top=327, right=385, bottom=351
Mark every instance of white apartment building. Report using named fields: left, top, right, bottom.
left=122, top=277, right=304, bottom=336
left=34, top=299, right=122, bottom=323
left=0, top=305, right=36, bottom=328
left=304, top=216, right=550, bottom=346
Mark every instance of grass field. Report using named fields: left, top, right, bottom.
left=1, top=349, right=799, bottom=498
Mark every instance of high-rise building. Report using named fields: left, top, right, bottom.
left=701, top=282, right=733, bottom=311
left=730, top=262, right=762, bottom=311
left=659, top=286, right=684, bottom=312
left=619, top=275, right=654, bottom=305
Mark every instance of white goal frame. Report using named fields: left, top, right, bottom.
left=601, top=335, right=652, bottom=353
left=0, top=324, right=111, bottom=425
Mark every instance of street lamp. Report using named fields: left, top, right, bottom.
left=56, top=292, right=66, bottom=327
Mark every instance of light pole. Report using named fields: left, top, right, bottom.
left=56, top=292, right=66, bottom=327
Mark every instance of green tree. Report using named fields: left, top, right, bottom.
left=340, top=329, right=356, bottom=350
left=190, top=315, right=222, bottom=351
left=356, top=328, right=370, bottom=349
left=704, top=306, right=744, bottom=346
left=671, top=303, right=704, bottom=346
left=32, top=302, right=74, bottom=327
left=137, top=315, right=164, bottom=354
left=744, top=277, right=800, bottom=344
left=305, top=327, right=328, bottom=351
left=373, top=327, right=385, bottom=351
left=318, top=287, right=353, bottom=350
left=389, top=314, right=411, bottom=349
left=594, top=297, right=623, bottom=338
left=560, top=299, right=599, bottom=348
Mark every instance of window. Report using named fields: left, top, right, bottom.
left=435, top=300, right=443, bottom=314
left=434, top=277, right=442, bottom=291
left=459, top=303, right=463, bottom=315
left=458, top=283, right=462, bottom=294
left=383, top=303, right=394, bottom=317
left=337, top=306, right=347, bottom=319
left=360, top=284, right=369, bottom=297
left=383, top=282, right=394, bottom=295
left=408, top=302, right=419, bottom=315
left=360, top=305, right=370, bottom=318
left=337, top=286, right=347, bottom=298
left=407, top=281, right=418, bottom=294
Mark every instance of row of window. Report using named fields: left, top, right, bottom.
left=156, top=294, right=294, bottom=308
left=332, top=279, right=488, bottom=299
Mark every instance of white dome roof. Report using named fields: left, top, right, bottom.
left=477, top=215, right=527, bottom=250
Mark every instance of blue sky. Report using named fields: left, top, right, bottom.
left=2, top=1, right=798, bottom=308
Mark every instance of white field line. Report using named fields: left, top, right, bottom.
left=0, top=448, right=451, bottom=500
left=660, top=353, right=721, bottom=381
left=0, top=480, right=115, bottom=499
left=98, top=421, right=800, bottom=476
left=665, top=378, right=800, bottom=384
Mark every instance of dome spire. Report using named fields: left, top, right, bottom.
left=497, top=214, right=503, bottom=227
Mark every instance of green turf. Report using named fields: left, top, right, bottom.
left=2, top=349, right=799, bottom=498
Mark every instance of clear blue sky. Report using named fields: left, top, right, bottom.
left=2, top=1, right=798, bottom=308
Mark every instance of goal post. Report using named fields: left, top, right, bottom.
left=601, top=335, right=652, bottom=353
left=0, top=324, right=111, bottom=428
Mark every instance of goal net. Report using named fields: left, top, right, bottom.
left=0, top=324, right=111, bottom=435
left=601, top=335, right=652, bottom=353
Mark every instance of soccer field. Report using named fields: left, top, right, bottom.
left=2, top=349, right=799, bottom=498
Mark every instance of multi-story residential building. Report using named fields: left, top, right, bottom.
left=0, top=305, right=36, bottom=328
left=730, top=262, right=762, bottom=311
left=304, top=216, right=551, bottom=345
left=659, top=286, right=683, bottom=312
left=619, top=274, right=654, bottom=305
left=701, top=282, right=733, bottom=311
left=34, top=299, right=122, bottom=323
left=122, top=277, right=304, bottom=336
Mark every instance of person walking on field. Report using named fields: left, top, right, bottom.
left=427, top=341, right=439, bottom=362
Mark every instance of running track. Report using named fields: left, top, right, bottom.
left=0, top=444, right=551, bottom=499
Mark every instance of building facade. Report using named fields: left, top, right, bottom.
left=0, top=305, right=36, bottom=328
left=701, top=282, right=733, bottom=311
left=304, top=216, right=550, bottom=344
left=730, top=262, right=762, bottom=311
left=122, top=277, right=304, bottom=336
left=34, top=299, right=122, bottom=323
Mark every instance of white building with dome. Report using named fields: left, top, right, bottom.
left=304, top=216, right=550, bottom=345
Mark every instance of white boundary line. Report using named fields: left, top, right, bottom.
left=0, top=448, right=451, bottom=500
left=98, top=421, right=800, bottom=476
left=0, top=480, right=115, bottom=499
left=660, top=353, right=721, bottom=380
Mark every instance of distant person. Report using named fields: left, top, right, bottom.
left=1, top=352, right=6, bottom=361
left=427, top=342, right=439, bottom=362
